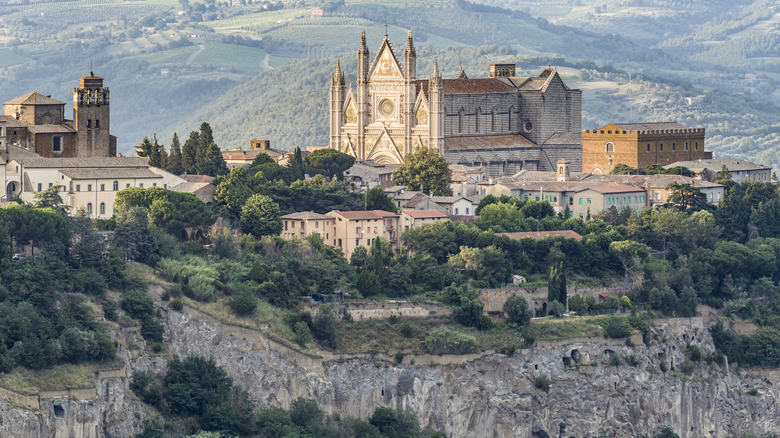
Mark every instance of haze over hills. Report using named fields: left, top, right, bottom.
left=0, top=0, right=777, bottom=167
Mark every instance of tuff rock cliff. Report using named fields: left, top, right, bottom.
left=2, top=295, right=779, bottom=438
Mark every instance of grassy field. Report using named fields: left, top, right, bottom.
left=188, top=43, right=270, bottom=73
left=0, top=362, right=122, bottom=395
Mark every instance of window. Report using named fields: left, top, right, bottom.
left=579, top=198, right=583, bottom=205
left=113, top=181, right=119, bottom=191
left=37, top=183, right=42, bottom=192
left=100, top=184, right=105, bottom=191
left=284, top=221, right=288, bottom=231
left=605, top=142, right=614, bottom=153
left=647, top=144, right=650, bottom=152
left=87, top=203, right=93, bottom=214
left=475, top=107, right=480, bottom=133
left=87, top=119, right=92, bottom=128
left=52, top=135, right=62, bottom=153
left=87, top=184, right=92, bottom=192
left=569, top=197, right=574, bottom=205
left=356, top=239, right=360, bottom=246
left=95, top=120, right=100, bottom=128
left=695, top=142, right=698, bottom=151
left=76, top=184, right=81, bottom=192
left=291, top=221, right=295, bottom=229
left=367, top=239, right=372, bottom=246
left=659, top=143, right=663, bottom=152
left=315, top=221, right=319, bottom=229
left=99, top=202, right=105, bottom=215
left=466, top=208, right=470, bottom=214
left=48, top=183, right=52, bottom=188
left=126, top=183, right=131, bottom=188
left=685, top=142, right=689, bottom=151
left=153, top=183, right=157, bottom=187
left=672, top=143, right=676, bottom=152
left=455, top=208, right=459, bottom=214
left=587, top=198, right=591, bottom=205
left=139, top=183, right=144, bottom=188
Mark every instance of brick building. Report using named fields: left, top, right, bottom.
left=329, top=32, right=582, bottom=175
left=582, top=122, right=710, bottom=175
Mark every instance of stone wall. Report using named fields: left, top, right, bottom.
left=303, top=301, right=452, bottom=322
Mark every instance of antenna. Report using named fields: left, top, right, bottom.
left=90, top=60, right=93, bottom=76
left=385, top=24, right=388, bottom=37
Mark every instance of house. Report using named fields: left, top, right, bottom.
left=280, top=211, right=335, bottom=242
left=582, top=122, right=711, bottom=175
left=222, top=150, right=256, bottom=169
left=578, top=173, right=724, bottom=207
left=400, top=209, right=448, bottom=232
left=392, top=190, right=425, bottom=209
left=571, top=183, right=647, bottom=219
left=664, top=158, right=772, bottom=183
left=344, top=161, right=397, bottom=188
left=429, top=196, right=476, bottom=216
left=327, top=210, right=400, bottom=260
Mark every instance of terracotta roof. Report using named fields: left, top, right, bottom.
left=59, top=167, right=162, bottom=179
left=281, top=211, right=334, bottom=220
left=14, top=156, right=149, bottom=168
left=443, top=135, right=536, bottom=151
left=402, top=209, right=448, bottom=219
left=579, top=183, right=645, bottom=194
left=329, top=210, right=399, bottom=220
left=223, top=152, right=255, bottom=161
left=4, top=92, right=65, bottom=106
left=499, top=230, right=583, bottom=242
left=179, top=174, right=214, bottom=183
left=612, top=122, right=688, bottom=131
left=599, top=292, right=610, bottom=298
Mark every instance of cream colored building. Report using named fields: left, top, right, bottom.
left=400, top=209, right=448, bottom=233
left=327, top=210, right=400, bottom=260
left=571, top=183, right=647, bottom=219
left=280, top=211, right=335, bottom=241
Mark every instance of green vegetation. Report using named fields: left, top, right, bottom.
left=392, top=146, right=453, bottom=196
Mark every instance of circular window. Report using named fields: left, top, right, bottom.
left=523, top=121, right=533, bottom=133
left=379, top=99, right=395, bottom=118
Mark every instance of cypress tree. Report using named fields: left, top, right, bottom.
left=201, top=142, right=228, bottom=177
left=182, top=130, right=199, bottom=174
left=196, top=122, right=214, bottom=173
left=286, top=146, right=305, bottom=181
left=167, top=132, right=183, bottom=175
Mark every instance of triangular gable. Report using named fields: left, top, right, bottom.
left=540, top=69, right=566, bottom=93
left=414, top=93, right=429, bottom=125
left=598, top=123, right=622, bottom=132
left=369, top=38, right=404, bottom=81
left=343, top=88, right=357, bottom=124
left=367, top=127, right=403, bottom=162
left=342, top=135, right=358, bottom=157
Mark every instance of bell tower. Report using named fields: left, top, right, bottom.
left=74, top=72, right=111, bottom=157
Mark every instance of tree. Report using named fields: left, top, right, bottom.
left=503, top=294, right=532, bottom=326
left=196, top=122, right=214, bottom=172
left=305, top=148, right=355, bottom=179
left=392, top=147, right=453, bottom=195
left=666, top=182, right=707, bottom=210
left=214, top=168, right=254, bottom=223
left=167, top=132, right=183, bottom=175
left=182, top=130, right=200, bottom=174
left=114, top=207, right=159, bottom=264
left=148, top=137, right=162, bottom=168
left=286, top=147, right=306, bottom=181
left=201, top=142, right=228, bottom=177
left=568, top=294, right=587, bottom=314
left=33, top=185, right=69, bottom=215
left=240, top=195, right=282, bottom=238
left=609, top=240, right=648, bottom=295
left=547, top=261, right=566, bottom=306
left=137, top=137, right=152, bottom=158
left=364, top=186, right=397, bottom=212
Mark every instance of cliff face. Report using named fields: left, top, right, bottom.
left=2, top=299, right=779, bottom=438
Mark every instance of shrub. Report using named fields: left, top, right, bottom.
left=141, top=318, right=164, bottom=343
left=604, top=317, right=631, bottom=338
left=424, top=327, right=477, bottom=354
left=534, top=375, right=551, bottom=393
left=659, top=361, right=668, bottom=373
left=294, top=322, right=311, bottom=347
left=312, top=305, right=338, bottom=349
left=399, top=323, right=415, bottom=338
left=188, top=273, right=217, bottom=302
left=609, top=354, right=622, bottom=366
left=548, top=300, right=565, bottom=317
left=747, top=387, right=759, bottom=396
left=680, top=360, right=695, bottom=376
left=169, top=299, right=183, bottom=311
left=228, top=290, right=258, bottom=316
left=122, top=289, right=155, bottom=320
left=102, top=298, right=118, bottom=321
left=503, top=294, right=532, bottom=326
left=687, top=345, right=702, bottom=362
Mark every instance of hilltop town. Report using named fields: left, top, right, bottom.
left=0, top=25, right=779, bottom=438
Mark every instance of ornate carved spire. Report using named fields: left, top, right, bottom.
left=405, top=30, right=415, bottom=57
left=333, top=56, right=344, bottom=85
left=431, top=58, right=442, bottom=85
left=359, top=30, right=368, bottom=55
left=455, top=65, right=468, bottom=79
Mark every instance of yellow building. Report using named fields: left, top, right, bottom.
left=327, top=210, right=400, bottom=260
left=280, top=211, right=335, bottom=241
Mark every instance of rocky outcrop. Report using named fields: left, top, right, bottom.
left=2, top=296, right=778, bottom=438
left=161, top=305, right=780, bottom=438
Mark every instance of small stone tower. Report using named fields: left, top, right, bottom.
left=557, top=158, right=571, bottom=181
left=74, top=72, right=111, bottom=157
left=329, top=57, right=345, bottom=152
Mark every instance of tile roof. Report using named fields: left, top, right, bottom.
left=14, top=156, right=149, bottom=168
left=579, top=174, right=724, bottom=189
left=429, top=196, right=469, bottom=204
left=499, top=230, right=584, bottom=242
left=59, top=167, right=162, bottom=179
left=4, top=92, right=65, bottom=106
left=612, top=122, right=688, bottom=131
left=402, top=209, right=448, bottom=219
left=443, top=135, right=536, bottom=151
left=543, top=132, right=582, bottom=145
left=28, top=124, right=75, bottom=134
left=281, top=211, right=334, bottom=220
left=329, top=210, right=399, bottom=220
left=664, top=158, right=770, bottom=172
left=0, top=115, right=31, bottom=128
left=579, top=183, right=645, bottom=194
left=170, top=181, right=214, bottom=193
left=179, top=174, right=214, bottom=183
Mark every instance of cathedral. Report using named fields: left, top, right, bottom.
left=329, top=32, right=583, bottom=175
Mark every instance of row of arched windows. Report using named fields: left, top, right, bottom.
left=85, top=202, right=107, bottom=215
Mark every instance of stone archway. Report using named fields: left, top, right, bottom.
left=6, top=181, right=19, bottom=200
left=370, top=151, right=402, bottom=165
left=591, top=168, right=604, bottom=175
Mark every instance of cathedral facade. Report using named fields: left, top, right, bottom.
left=329, top=32, right=583, bottom=175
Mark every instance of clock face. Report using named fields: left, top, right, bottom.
left=379, top=99, right=395, bottom=118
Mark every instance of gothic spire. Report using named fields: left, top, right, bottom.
left=405, top=30, right=415, bottom=56
left=359, top=30, right=368, bottom=55
left=333, top=56, right=344, bottom=85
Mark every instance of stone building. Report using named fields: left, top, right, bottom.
left=329, top=32, right=582, bottom=175
left=582, top=122, right=710, bottom=174
left=1, top=72, right=116, bottom=158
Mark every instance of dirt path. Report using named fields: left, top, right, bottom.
left=186, top=44, right=205, bottom=65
